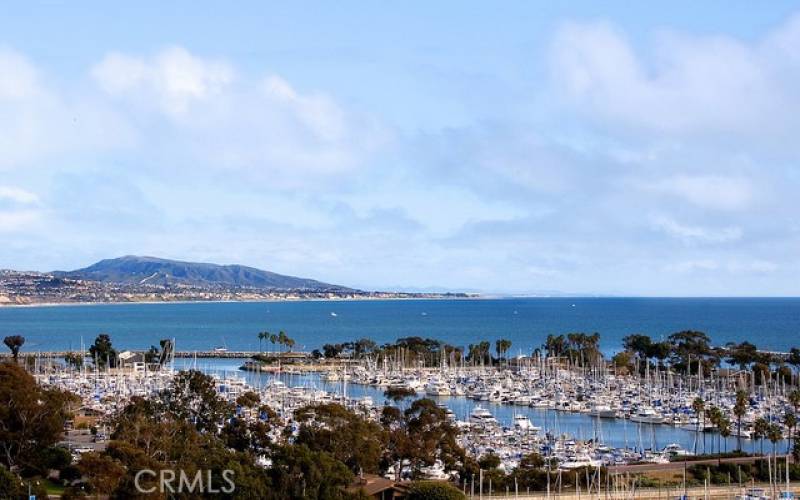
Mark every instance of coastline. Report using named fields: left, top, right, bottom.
left=0, top=294, right=484, bottom=309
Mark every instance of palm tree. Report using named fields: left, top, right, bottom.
left=3, top=335, right=25, bottom=362
left=692, top=397, right=705, bottom=454
left=785, top=411, right=797, bottom=454
left=257, top=331, right=271, bottom=353
left=789, top=389, right=800, bottom=414
left=719, top=416, right=731, bottom=454
left=767, top=423, right=783, bottom=487
left=753, top=417, right=769, bottom=456
left=733, top=390, right=748, bottom=451
left=707, top=406, right=722, bottom=454
left=268, top=332, right=279, bottom=353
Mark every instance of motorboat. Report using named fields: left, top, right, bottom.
left=469, top=405, right=497, bottom=425
left=630, top=407, right=665, bottom=424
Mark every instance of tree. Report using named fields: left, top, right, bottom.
left=706, top=406, right=722, bottom=453
left=384, top=386, right=417, bottom=403
left=725, top=341, right=759, bottom=370
left=788, top=348, right=800, bottom=378
left=668, top=330, right=712, bottom=374
left=258, top=331, right=270, bottom=353
left=718, top=416, right=731, bottom=454
left=733, top=390, right=748, bottom=451
left=63, top=352, right=84, bottom=370
left=790, top=389, right=800, bottom=414
left=267, top=444, right=353, bottom=500
left=236, top=390, right=261, bottom=408
left=89, top=333, right=116, bottom=368
left=785, top=411, right=797, bottom=454
left=2, top=336, right=24, bottom=362
left=495, top=339, right=512, bottom=364
left=0, top=465, right=48, bottom=500
left=407, top=480, right=466, bottom=500
left=160, top=369, right=234, bottom=433
left=77, top=452, right=125, bottom=496
left=323, top=343, right=344, bottom=359
left=692, top=397, right=705, bottom=454
left=354, top=338, right=377, bottom=359
left=623, top=334, right=652, bottom=361
left=294, top=403, right=387, bottom=474
left=753, top=417, right=769, bottom=456
left=0, top=363, right=78, bottom=469
left=397, top=399, right=463, bottom=479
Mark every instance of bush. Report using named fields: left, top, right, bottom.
left=408, top=481, right=465, bottom=500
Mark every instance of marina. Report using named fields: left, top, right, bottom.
left=30, top=350, right=797, bottom=479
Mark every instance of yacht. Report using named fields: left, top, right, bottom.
left=630, top=407, right=665, bottom=424
left=425, top=378, right=451, bottom=396
left=469, top=405, right=498, bottom=425
left=513, top=414, right=540, bottom=432
left=559, top=452, right=601, bottom=470
left=589, top=403, right=617, bottom=418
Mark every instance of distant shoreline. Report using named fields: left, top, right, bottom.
left=0, top=295, right=485, bottom=309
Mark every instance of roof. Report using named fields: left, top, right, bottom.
left=348, top=474, right=409, bottom=497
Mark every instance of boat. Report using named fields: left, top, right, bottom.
left=589, top=403, right=616, bottom=418
left=630, top=407, right=665, bottom=424
left=425, top=377, right=451, bottom=396
left=559, top=452, right=601, bottom=469
left=662, top=443, right=693, bottom=457
left=513, top=414, right=540, bottom=432
left=469, top=405, right=497, bottom=425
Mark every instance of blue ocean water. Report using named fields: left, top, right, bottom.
left=1, top=297, right=799, bottom=353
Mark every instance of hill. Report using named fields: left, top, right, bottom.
left=54, top=256, right=351, bottom=291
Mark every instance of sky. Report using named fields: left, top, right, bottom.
left=1, top=1, right=800, bottom=296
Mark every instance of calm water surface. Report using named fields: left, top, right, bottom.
left=2, top=298, right=799, bottom=353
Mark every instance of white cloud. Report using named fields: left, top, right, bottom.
left=667, top=258, right=777, bottom=274
left=0, top=209, right=41, bottom=232
left=92, top=46, right=235, bottom=116
left=651, top=216, right=742, bottom=244
left=550, top=18, right=800, bottom=143
left=643, top=175, right=754, bottom=211
left=0, top=186, right=39, bottom=204
left=88, top=47, right=388, bottom=179
left=0, top=47, right=43, bottom=100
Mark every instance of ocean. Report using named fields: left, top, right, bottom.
left=1, top=297, right=799, bottom=353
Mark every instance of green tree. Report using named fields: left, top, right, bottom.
left=159, top=370, right=234, bottom=433
left=692, top=397, right=705, bottom=454
left=725, top=341, right=759, bottom=370
left=258, top=331, right=270, bottom=353
left=384, top=386, right=417, bottom=403
left=0, top=363, right=78, bottom=469
left=77, top=452, right=125, bottom=496
left=785, top=411, right=797, bottom=454
left=267, top=444, right=353, bottom=500
left=64, top=352, right=84, bottom=370
left=236, top=390, right=261, bottom=408
left=407, top=480, right=466, bottom=500
left=753, top=417, right=769, bottom=456
left=2, top=336, right=25, bottom=363
left=89, top=333, right=116, bottom=368
left=733, top=390, right=748, bottom=451
left=668, top=330, right=712, bottom=374
left=294, top=403, right=387, bottom=474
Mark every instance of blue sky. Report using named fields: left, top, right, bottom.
left=2, top=1, right=800, bottom=295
